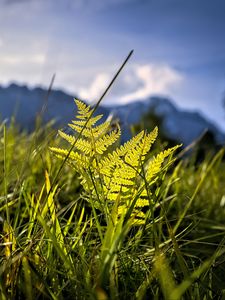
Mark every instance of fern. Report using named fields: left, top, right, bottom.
left=50, top=99, right=180, bottom=225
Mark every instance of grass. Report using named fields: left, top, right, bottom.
left=0, top=107, right=225, bottom=300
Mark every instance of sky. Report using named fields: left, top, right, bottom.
left=0, top=0, right=225, bottom=130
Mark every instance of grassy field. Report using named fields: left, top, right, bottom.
left=0, top=101, right=225, bottom=300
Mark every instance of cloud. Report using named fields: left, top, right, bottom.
left=78, top=64, right=183, bottom=105
left=0, top=51, right=47, bottom=86
left=120, top=64, right=183, bottom=103
left=78, top=73, right=111, bottom=101
left=0, top=53, right=46, bottom=65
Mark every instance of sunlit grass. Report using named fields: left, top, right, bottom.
left=0, top=108, right=225, bottom=300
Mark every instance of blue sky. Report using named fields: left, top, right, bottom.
left=0, top=0, right=225, bottom=130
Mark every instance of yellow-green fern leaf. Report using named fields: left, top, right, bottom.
left=69, top=120, right=111, bottom=139
left=92, top=121, right=114, bottom=138
left=58, top=130, right=75, bottom=145
left=99, top=130, right=145, bottom=176
left=49, top=147, right=89, bottom=169
left=74, top=99, right=93, bottom=120
left=135, top=199, right=150, bottom=207
left=146, top=145, right=180, bottom=183
left=95, top=129, right=121, bottom=154
left=72, top=114, right=104, bottom=127
left=116, top=130, right=145, bottom=157
left=51, top=99, right=180, bottom=226
left=124, top=127, right=158, bottom=167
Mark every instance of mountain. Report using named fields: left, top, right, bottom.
left=106, top=97, right=225, bottom=145
left=0, top=83, right=77, bottom=129
left=0, top=83, right=224, bottom=146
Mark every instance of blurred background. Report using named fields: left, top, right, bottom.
left=0, top=0, right=225, bottom=144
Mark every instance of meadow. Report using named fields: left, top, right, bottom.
left=0, top=97, right=225, bottom=300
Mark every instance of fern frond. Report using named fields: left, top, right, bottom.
left=124, top=127, right=158, bottom=167
left=74, top=99, right=94, bottom=120
left=71, top=114, right=104, bottom=127
left=139, top=126, right=158, bottom=158
left=146, top=145, right=180, bottom=183
left=99, top=130, right=146, bottom=177
left=49, top=147, right=89, bottom=169
left=51, top=99, right=180, bottom=227
left=58, top=130, right=93, bottom=155
left=92, top=121, right=113, bottom=138
left=116, top=130, right=145, bottom=157
left=68, top=124, right=92, bottom=138
left=135, top=199, right=150, bottom=207
left=69, top=120, right=110, bottom=139
left=95, top=129, right=121, bottom=154
left=75, top=139, right=93, bottom=155
left=58, top=130, right=75, bottom=145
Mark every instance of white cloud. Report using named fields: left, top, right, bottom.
left=0, top=52, right=47, bottom=87
left=0, top=53, right=45, bottom=65
left=78, top=64, right=183, bottom=104
left=120, top=64, right=183, bottom=103
left=78, top=73, right=111, bottom=101
left=0, top=37, right=3, bottom=47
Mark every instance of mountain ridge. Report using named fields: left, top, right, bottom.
left=0, top=83, right=224, bottom=146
